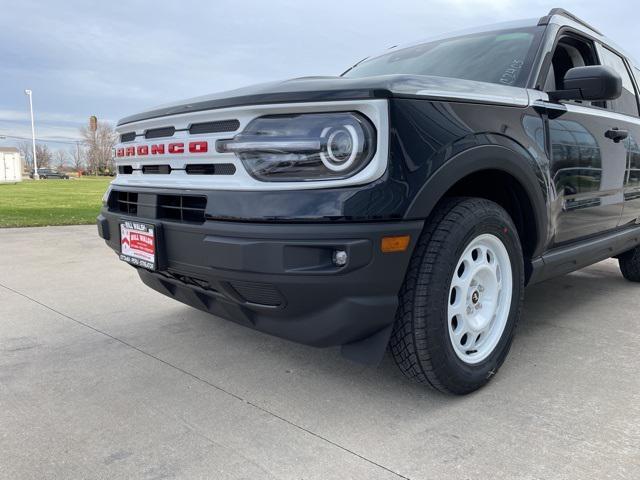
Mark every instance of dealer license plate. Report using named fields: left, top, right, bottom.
left=119, top=221, right=156, bottom=270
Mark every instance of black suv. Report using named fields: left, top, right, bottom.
left=98, top=9, right=640, bottom=394
left=31, top=168, right=69, bottom=179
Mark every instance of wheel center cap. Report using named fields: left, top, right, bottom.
left=471, top=291, right=480, bottom=304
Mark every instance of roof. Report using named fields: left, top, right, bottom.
left=538, top=8, right=602, bottom=35
left=0, top=147, right=19, bottom=153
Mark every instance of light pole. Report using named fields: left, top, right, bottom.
left=24, top=89, right=39, bottom=180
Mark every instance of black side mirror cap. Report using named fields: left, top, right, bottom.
left=548, top=65, right=622, bottom=102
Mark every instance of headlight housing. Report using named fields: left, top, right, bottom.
left=217, top=112, right=376, bottom=182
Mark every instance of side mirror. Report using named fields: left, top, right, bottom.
left=548, top=65, right=622, bottom=102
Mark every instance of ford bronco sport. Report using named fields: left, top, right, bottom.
left=98, top=9, right=640, bottom=394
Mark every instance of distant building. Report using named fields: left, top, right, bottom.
left=0, top=147, right=23, bottom=183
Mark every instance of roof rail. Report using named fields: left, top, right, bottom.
left=538, top=8, right=602, bottom=35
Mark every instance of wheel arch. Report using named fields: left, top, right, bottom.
left=405, top=144, right=549, bottom=267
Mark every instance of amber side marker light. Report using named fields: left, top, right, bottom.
left=381, top=235, right=411, bottom=253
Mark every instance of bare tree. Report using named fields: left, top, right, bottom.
left=54, top=149, right=68, bottom=170
left=34, top=144, right=52, bottom=168
left=80, top=120, right=117, bottom=174
left=17, top=142, right=53, bottom=169
left=18, top=141, right=33, bottom=169
left=69, top=143, right=85, bottom=173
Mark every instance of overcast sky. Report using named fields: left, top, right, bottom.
left=1, top=0, right=638, bottom=150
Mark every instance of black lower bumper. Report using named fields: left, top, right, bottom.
left=98, top=208, right=423, bottom=363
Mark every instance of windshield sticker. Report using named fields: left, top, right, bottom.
left=500, top=59, right=524, bottom=86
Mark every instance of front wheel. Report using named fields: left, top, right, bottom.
left=389, top=197, right=524, bottom=394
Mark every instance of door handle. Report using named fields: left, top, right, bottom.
left=605, top=128, right=629, bottom=143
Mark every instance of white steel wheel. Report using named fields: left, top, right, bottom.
left=447, top=233, right=513, bottom=364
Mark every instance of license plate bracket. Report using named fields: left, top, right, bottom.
left=119, top=221, right=157, bottom=270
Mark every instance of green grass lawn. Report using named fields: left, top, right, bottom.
left=0, top=177, right=113, bottom=228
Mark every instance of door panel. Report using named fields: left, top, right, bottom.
left=549, top=105, right=627, bottom=244
left=540, top=33, right=627, bottom=244
left=6, top=155, right=16, bottom=181
left=620, top=132, right=640, bottom=226
left=593, top=44, right=640, bottom=227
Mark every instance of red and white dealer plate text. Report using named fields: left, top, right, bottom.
left=120, top=221, right=156, bottom=270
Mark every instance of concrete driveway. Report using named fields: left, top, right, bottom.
left=1, top=225, right=639, bottom=480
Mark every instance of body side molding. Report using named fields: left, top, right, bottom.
left=529, top=226, right=640, bottom=284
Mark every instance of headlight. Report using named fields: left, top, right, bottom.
left=217, top=112, right=376, bottom=181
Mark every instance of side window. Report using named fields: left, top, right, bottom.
left=596, top=45, right=639, bottom=117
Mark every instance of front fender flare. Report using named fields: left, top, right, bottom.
left=404, top=144, right=549, bottom=258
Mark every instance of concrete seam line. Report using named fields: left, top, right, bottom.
left=0, top=282, right=413, bottom=480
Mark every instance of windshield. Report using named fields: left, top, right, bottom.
left=343, top=27, right=543, bottom=88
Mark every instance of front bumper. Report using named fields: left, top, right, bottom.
left=98, top=208, right=423, bottom=363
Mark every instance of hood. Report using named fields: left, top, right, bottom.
left=118, top=74, right=529, bottom=126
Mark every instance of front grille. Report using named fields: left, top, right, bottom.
left=120, top=132, right=136, bottom=142
left=116, top=164, right=236, bottom=175
left=108, top=190, right=207, bottom=224
left=142, top=164, right=171, bottom=174
left=185, top=163, right=236, bottom=175
left=190, top=119, right=240, bottom=135
left=145, top=127, right=176, bottom=139
left=121, top=119, right=239, bottom=145
left=230, top=281, right=284, bottom=307
left=109, top=191, right=138, bottom=215
left=157, top=194, right=207, bottom=223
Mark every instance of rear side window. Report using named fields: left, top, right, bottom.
left=596, top=46, right=639, bottom=117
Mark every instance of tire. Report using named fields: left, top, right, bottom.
left=389, top=197, right=525, bottom=395
left=619, top=246, right=640, bottom=282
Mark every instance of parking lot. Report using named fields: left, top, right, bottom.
left=1, top=225, right=639, bottom=479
